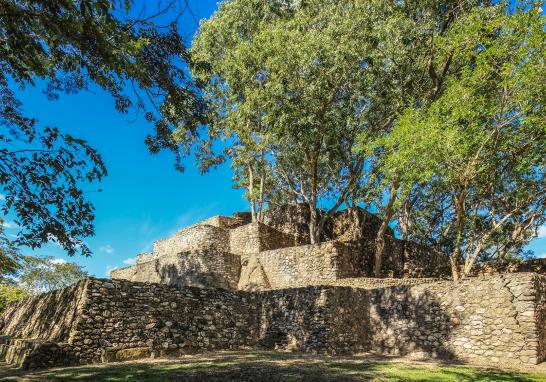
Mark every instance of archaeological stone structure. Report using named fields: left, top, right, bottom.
left=1, top=204, right=546, bottom=370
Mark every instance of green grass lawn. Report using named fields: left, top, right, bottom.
left=1, top=352, right=545, bottom=382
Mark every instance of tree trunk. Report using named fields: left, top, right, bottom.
left=450, top=254, right=460, bottom=281
left=257, top=171, right=265, bottom=222
left=374, top=181, right=399, bottom=277
left=247, top=164, right=256, bottom=222
left=399, top=198, right=411, bottom=270
left=308, top=142, right=320, bottom=244
left=450, top=187, right=467, bottom=281
left=309, top=203, right=319, bottom=244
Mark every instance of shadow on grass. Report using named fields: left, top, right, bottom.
left=2, top=353, right=546, bottom=382
left=331, top=362, right=546, bottom=382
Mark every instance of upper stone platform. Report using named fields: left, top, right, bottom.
left=110, top=205, right=452, bottom=290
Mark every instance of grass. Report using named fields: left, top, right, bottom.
left=1, top=351, right=546, bottom=382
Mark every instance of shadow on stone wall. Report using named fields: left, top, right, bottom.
left=370, top=286, right=457, bottom=360
left=257, top=289, right=329, bottom=352
left=0, top=282, right=86, bottom=342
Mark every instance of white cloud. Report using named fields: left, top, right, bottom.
left=537, top=253, right=546, bottom=259
left=105, top=265, right=118, bottom=276
left=2, top=221, right=19, bottom=229
left=538, top=225, right=546, bottom=239
left=123, top=257, right=136, bottom=266
left=99, top=244, right=114, bottom=254
left=51, top=258, right=67, bottom=265
left=0, top=194, right=5, bottom=200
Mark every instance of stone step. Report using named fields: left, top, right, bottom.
left=0, top=336, right=76, bottom=370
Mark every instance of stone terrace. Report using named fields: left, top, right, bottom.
left=2, top=205, right=546, bottom=370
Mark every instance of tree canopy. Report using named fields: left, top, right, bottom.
left=189, top=0, right=545, bottom=278
left=0, top=0, right=204, bottom=270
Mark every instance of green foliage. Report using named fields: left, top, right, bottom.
left=0, top=284, right=29, bottom=312
left=0, top=0, right=203, bottom=256
left=192, top=0, right=379, bottom=238
left=191, top=0, right=545, bottom=276
left=17, top=256, right=89, bottom=293
left=362, top=0, right=545, bottom=276
left=0, top=252, right=88, bottom=311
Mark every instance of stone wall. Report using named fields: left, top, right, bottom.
left=111, top=250, right=241, bottom=290
left=195, top=215, right=245, bottom=230
left=154, top=225, right=230, bottom=258
left=0, top=278, right=370, bottom=365
left=342, top=237, right=451, bottom=279
left=2, top=274, right=546, bottom=368
left=71, top=279, right=257, bottom=364
left=136, top=252, right=154, bottom=265
left=369, top=273, right=542, bottom=365
left=238, top=241, right=359, bottom=291
left=229, top=222, right=295, bottom=256
left=0, top=281, right=87, bottom=342
left=534, top=275, right=546, bottom=362
left=256, top=287, right=369, bottom=354
left=476, top=258, right=546, bottom=276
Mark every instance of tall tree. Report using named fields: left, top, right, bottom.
left=192, top=0, right=375, bottom=242
left=369, top=1, right=545, bottom=279
left=0, top=0, right=204, bottom=260
left=17, top=256, right=89, bottom=293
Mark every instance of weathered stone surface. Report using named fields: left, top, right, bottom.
left=229, top=222, right=295, bottom=256
left=2, top=274, right=546, bottom=369
left=111, top=250, right=241, bottom=290
left=115, top=347, right=151, bottom=361
left=4, top=207, right=546, bottom=371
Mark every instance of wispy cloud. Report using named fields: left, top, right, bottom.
left=537, top=253, right=546, bottom=259
left=99, top=244, right=114, bottom=254
left=2, top=221, right=19, bottom=229
left=105, top=265, right=118, bottom=276
left=51, top=258, right=67, bottom=265
left=123, top=257, right=136, bottom=265
left=0, top=194, right=5, bottom=201
left=538, top=225, right=546, bottom=239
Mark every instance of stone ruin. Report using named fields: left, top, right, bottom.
left=1, top=205, right=546, bottom=370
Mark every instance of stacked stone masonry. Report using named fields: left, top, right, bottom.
left=2, top=274, right=546, bottom=369
left=3, top=205, right=546, bottom=369
left=112, top=206, right=452, bottom=292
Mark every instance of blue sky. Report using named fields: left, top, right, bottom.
left=2, top=0, right=545, bottom=277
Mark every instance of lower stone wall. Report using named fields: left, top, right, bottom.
left=0, top=337, right=76, bottom=369
left=2, top=274, right=545, bottom=368
left=71, top=279, right=258, bottom=364
left=111, top=251, right=241, bottom=290
left=0, top=281, right=87, bottom=342
left=256, top=287, right=369, bottom=354
left=369, top=273, right=541, bottom=365
left=534, top=275, right=546, bottom=362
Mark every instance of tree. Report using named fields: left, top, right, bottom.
left=0, top=284, right=29, bottom=312
left=0, top=0, right=204, bottom=257
left=16, top=256, right=89, bottom=293
left=369, top=1, right=545, bottom=279
left=192, top=0, right=375, bottom=242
